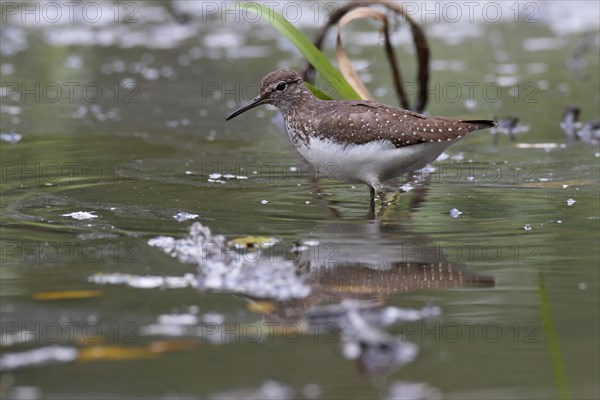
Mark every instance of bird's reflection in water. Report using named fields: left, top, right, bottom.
left=146, top=186, right=495, bottom=394
left=265, top=192, right=493, bottom=304
left=244, top=217, right=494, bottom=378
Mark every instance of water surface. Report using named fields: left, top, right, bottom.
left=1, top=2, right=599, bottom=399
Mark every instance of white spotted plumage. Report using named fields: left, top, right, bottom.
left=227, top=69, right=496, bottom=203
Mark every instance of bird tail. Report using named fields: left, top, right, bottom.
left=462, top=119, right=497, bottom=129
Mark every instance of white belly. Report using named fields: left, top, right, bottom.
left=295, top=137, right=457, bottom=190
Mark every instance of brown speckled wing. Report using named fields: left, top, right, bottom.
left=315, top=100, right=495, bottom=148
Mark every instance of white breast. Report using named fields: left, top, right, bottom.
left=294, top=137, right=458, bottom=190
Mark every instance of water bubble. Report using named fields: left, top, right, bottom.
left=0, top=63, right=15, bottom=75
left=464, top=99, right=478, bottom=110
left=64, top=54, right=83, bottom=69
left=161, top=66, right=174, bottom=79
left=173, top=212, right=199, bottom=222
left=449, top=208, right=462, bottom=218
left=120, top=77, right=136, bottom=89
left=112, top=60, right=126, bottom=73
left=62, top=211, right=98, bottom=220
left=0, top=131, right=22, bottom=144
left=142, top=68, right=160, bottom=80
left=400, top=183, right=414, bottom=192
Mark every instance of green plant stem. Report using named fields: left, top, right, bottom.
left=242, top=3, right=361, bottom=100
left=538, top=272, right=570, bottom=400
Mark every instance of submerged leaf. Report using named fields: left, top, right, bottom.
left=231, top=236, right=279, bottom=249
left=78, top=346, right=156, bottom=362
left=78, top=341, right=198, bottom=362
left=247, top=301, right=276, bottom=314
left=33, top=290, right=103, bottom=300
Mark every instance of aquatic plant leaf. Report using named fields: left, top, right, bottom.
left=305, top=82, right=333, bottom=100
left=242, top=3, right=361, bottom=100
left=538, top=272, right=570, bottom=400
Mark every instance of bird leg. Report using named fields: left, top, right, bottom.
left=368, top=186, right=376, bottom=216
left=378, top=190, right=387, bottom=205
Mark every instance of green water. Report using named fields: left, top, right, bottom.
left=1, top=2, right=599, bottom=399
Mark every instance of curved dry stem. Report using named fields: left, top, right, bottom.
left=301, top=0, right=430, bottom=112
left=336, top=8, right=382, bottom=100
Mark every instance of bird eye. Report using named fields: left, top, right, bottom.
left=276, top=81, right=287, bottom=91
